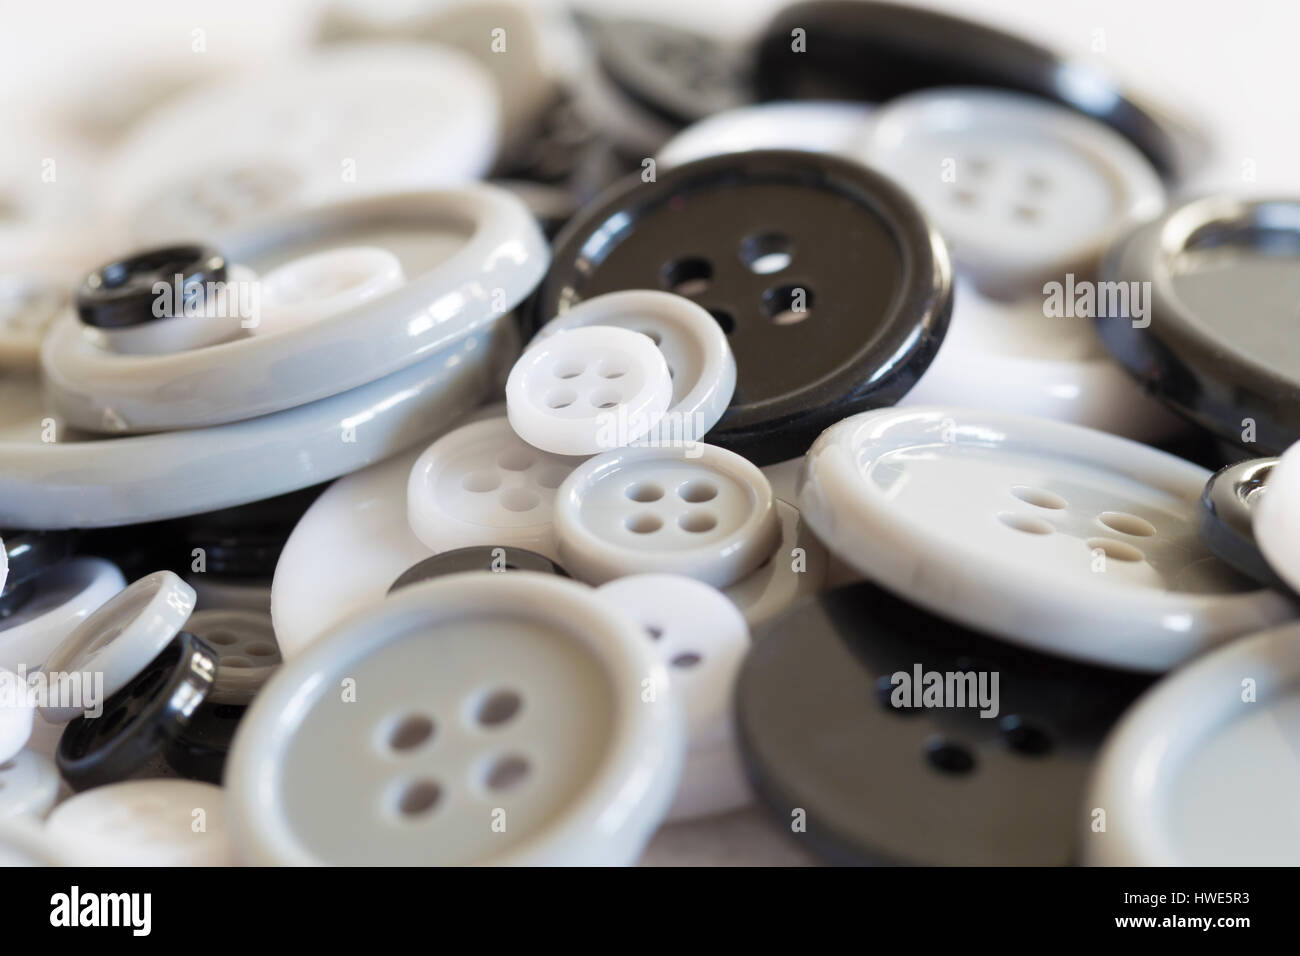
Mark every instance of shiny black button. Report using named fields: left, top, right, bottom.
left=76, top=244, right=227, bottom=329
left=533, top=150, right=953, bottom=464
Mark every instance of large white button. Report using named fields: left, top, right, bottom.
left=252, top=247, right=404, bottom=336
left=1085, top=622, right=1300, bottom=865
left=0, top=749, right=59, bottom=818
left=39, top=570, right=195, bottom=723
left=507, top=325, right=672, bottom=456
left=46, top=779, right=233, bottom=866
left=860, top=89, right=1164, bottom=297
left=407, top=416, right=585, bottom=557
left=1255, top=439, right=1300, bottom=595
left=800, top=407, right=1298, bottom=671
left=596, top=574, right=751, bottom=821
left=0, top=667, right=34, bottom=762
left=0, top=558, right=126, bottom=673
left=533, top=290, right=737, bottom=446
left=555, top=443, right=781, bottom=588
left=228, top=573, right=685, bottom=865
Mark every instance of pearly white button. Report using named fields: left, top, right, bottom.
left=555, top=443, right=781, bottom=588
left=39, top=570, right=195, bottom=723
left=252, top=246, right=404, bottom=336
left=507, top=325, right=673, bottom=456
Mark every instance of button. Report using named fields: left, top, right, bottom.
left=40, top=186, right=546, bottom=433
left=1256, top=440, right=1300, bottom=595
left=1, top=529, right=76, bottom=596
left=107, top=46, right=501, bottom=241
left=0, top=273, right=64, bottom=370
left=752, top=0, right=1199, bottom=182
left=45, top=779, right=233, bottom=866
left=1085, top=621, right=1300, bottom=865
left=555, top=443, right=781, bottom=587
left=56, top=631, right=217, bottom=792
left=227, top=572, right=684, bottom=865
left=2, top=322, right=496, bottom=529
left=389, top=548, right=570, bottom=594
left=596, top=574, right=751, bottom=821
left=0, top=749, right=59, bottom=818
left=899, top=277, right=1184, bottom=441
left=0, top=667, right=34, bottom=762
left=859, top=89, right=1165, bottom=298
left=76, top=243, right=227, bottom=329
left=507, top=325, right=672, bottom=456
left=162, top=700, right=246, bottom=786
left=800, top=407, right=1299, bottom=671
left=737, top=581, right=1151, bottom=865
left=721, top=500, right=828, bottom=630
left=531, top=290, right=737, bottom=446
left=185, top=609, right=281, bottom=707
left=0, top=815, right=67, bottom=865
left=253, top=246, right=404, bottom=336
left=408, top=417, right=586, bottom=555
left=40, top=570, right=196, bottom=723
left=534, top=150, right=953, bottom=464
left=0, top=558, right=126, bottom=673
left=1200, top=457, right=1290, bottom=592
left=658, top=101, right=876, bottom=169
left=1097, top=197, right=1300, bottom=456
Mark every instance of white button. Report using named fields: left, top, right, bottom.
left=228, top=573, right=684, bottom=865
left=46, top=779, right=233, bottom=866
left=253, top=247, right=404, bottom=336
left=555, top=444, right=780, bottom=587
left=800, top=407, right=1298, bottom=672
left=722, top=500, right=829, bottom=630
left=1255, top=439, right=1300, bottom=594
left=533, top=290, right=737, bottom=446
left=0, top=749, right=59, bottom=818
left=658, top=101, right=876, bottom=168
left=596, top=574, right=751, bottom=821
left=1085, top=622, right=1300, bottom=865
left=0, top=668, right=34, bottom=763
left=183, top=609, right=281, bottom=707
left=0, top=273, right=63, bottom=370
left=0, top=558, right=126, bottom=673
left=859, top=89, right=1164, bottom=297
left=407, top=417, right=584, bottom=557
left=507, top=325, right=672, bottom=456
left=899, top=278, right=1184, bottom=441
left=107, top=46, right=501, bottom=241
left=39, top=570, right=195, bottom=723
left=39, top=186, right=545, bottom=433
left=0, top=816, right=67, bottom=865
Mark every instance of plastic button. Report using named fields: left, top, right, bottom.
left=0, top=557, right=126, bottom=673
left=800, top=407, right=1298, bottom=671
left=1255, top=440, right=1300, bottom=595
left=555, top=443, right=781, bottom=587
left=228, top=573, right=684, bottom=865
left=75, top=244, right=227, bottom=329
left=0, top=749, right=59, bottom=819
left=1199, top=457, right=1289, bottom=592
left=253, top=246, right=404, bottom=336
left=185, top=609, right=281, bottom=707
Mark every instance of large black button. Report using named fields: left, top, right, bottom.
left=76, top=244, right=227, bottom=329
left=736, top=582, right=1151, bottom=865
left=532, top=150, right=953, bottom=465
left=752, top=1, right=1194, bottom=182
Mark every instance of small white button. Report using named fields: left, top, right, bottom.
left=533, top=290, right=737, bottom=446
left=46, top=779, right=234, bottom=866
left=184, top=608, right=281, bottom=706
left=555, top=443, right=780, bottom=587
left=252, top=246, right=404, bottom=336
left=507, top=325, right=672, bottom=456
left=229, top=572, right=685, bottom=865
left=0, top=667, right=34, bottom=763
left=0, top=558, right=126, bottom=674
left=407, top=416, right=585, bottom=557
left=596, top=574, right=751, bottom=821
left=801, top=407, right=1297, bottom=671
left=0, top=749, right=59, bottom=818
left=860, top=88, right=1164, bottom=297
left=1255, top=439, right=1300, bottom=594
left=39, top=570, right=195, bottom=723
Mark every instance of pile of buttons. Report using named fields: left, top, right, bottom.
left=2, top=1, right=1298, bottom=867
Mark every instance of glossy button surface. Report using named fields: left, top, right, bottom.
left=1199, top=457, right=1288, bottom=592
left=1256, top=440, right=1300, bottom=595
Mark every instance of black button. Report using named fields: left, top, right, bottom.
left=1, top=528, right=76, bottom=593
left=1097, top=198, right=1300, bottom=456
left=532, top=150, right=953, bottom=465
left=753, top=1, right=1193, bottom=181
left=164, top=701, right=247, bottom=784
left=387, top=547, right=570, bottom=594
left=76, top=244, right=227, bottom=329
left=736, top=582, right=1151, bottom=865
left=1200, top=457, right=1291, bottom=592
left=57, top=632, right=217, bottom=791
